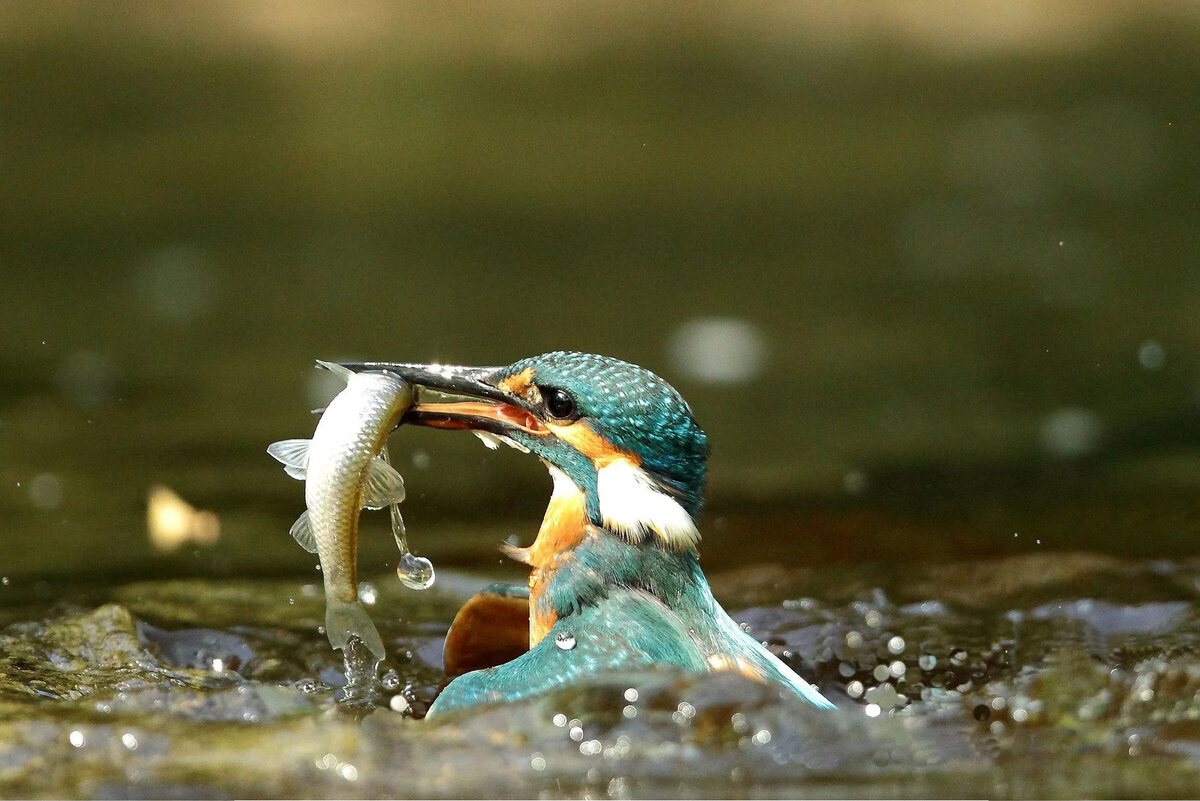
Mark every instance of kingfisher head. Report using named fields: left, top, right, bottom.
left=339, top=352, right=710, bottom=549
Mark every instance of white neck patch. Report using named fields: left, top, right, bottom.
left=595, top=459, right=699, bottom=550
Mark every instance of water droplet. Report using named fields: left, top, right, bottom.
left=667, top=317, right=768, bottom=385
left=1138, top=340, right=1165, bottom=370
left=887, top=636, right=906, bottom=654
left=121, top=732, right=138, bottom=750
left=56, top=351, right=118, bottom=408
left=530, top=752, right=546, bottom=771
left=29, top=473, right=64, bottom=510
left=846, top=680, right=865, bottom=699
left=1040, top=407, right=1104, bottom=458
left=555, top=632, right=576, bottom=650
left=864, top=703, right=882, bottom=718
left=918, top=654, right=937, bottom=670
left=396, top=554, right=434, bottom=589
left=381, top=670, right=400, bottom=690
left=133, top=244, right=217, bottom=322
left=340, top=763, right=358, bottom=781
left=623, top=687, right=638, bottom=702
left=358, top=581, right=378, bottom=605
left=552, top=713, right=568, bottom=727
left=751, top=729, right=772, bottom=745
left=68, top=730, right=85, bottom=748
left=843, top=469, right=869, bottom=495
left=389, top=695, right=410, bottom=713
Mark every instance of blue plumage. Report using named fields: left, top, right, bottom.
left=431, top=531, right=834, bottom=716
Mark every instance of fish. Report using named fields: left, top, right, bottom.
left=267, top=360, right=415, bottom=662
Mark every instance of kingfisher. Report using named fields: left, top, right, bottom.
left=338, top=351, right=834, bottom=715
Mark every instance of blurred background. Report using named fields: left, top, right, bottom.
left=2, top=1, right=1199, bottom=586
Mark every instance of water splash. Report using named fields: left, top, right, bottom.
left=338, top=638, right=381, bottom=708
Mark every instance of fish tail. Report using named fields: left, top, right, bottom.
left=325, top=600, right=386, bottom=662
left=315, top=360, right=356, bottom=384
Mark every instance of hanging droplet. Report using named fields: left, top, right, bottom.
left=397, top=553, right=434, bottom=590
left=378, top=444, right=433, bottom=590
left=555, top=632, right=577, bottom=651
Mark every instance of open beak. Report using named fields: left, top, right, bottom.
left=334, top=360, right=549, bottom=438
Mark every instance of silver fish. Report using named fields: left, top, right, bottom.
left=267, top=361, right=414, bottom=661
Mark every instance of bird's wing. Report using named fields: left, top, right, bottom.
left=428, top=586, right=708, bottom=716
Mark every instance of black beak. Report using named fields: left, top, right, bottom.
left=335, top=361, right=510, bottom=404
left=334, top=360, right=549, bottom=438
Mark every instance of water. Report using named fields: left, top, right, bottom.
left=2, top=4, right=1200, bottom=798
left=380, top=446, right=437, bottom=591
left=3, top=558, right=1200, bottom=796
left=396, top=553, right=435, bottom=591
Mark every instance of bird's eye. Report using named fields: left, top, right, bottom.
left=543, top=387, right=577, bottom=420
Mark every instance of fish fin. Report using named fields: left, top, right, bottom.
left=315, top=360, right=356, bottom=383
left=325, top=600, right=385, bottom=661
left=288, top=510, right=318, bottom=553
left=267, top=439, right=311, bottom=480
left=362, top=457, right=405, bottom=510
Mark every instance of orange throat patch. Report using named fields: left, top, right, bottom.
left=502, top=472, right=589, bottom=647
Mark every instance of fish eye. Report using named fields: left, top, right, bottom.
left=542, top=387, right=577, bottom=420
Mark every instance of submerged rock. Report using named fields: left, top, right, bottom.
left=0, top=604, right=165, bottom=703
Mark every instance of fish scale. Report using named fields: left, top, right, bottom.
left=306, top=372, right=405, bottom=601
left=268, top=363, right=416, bottom=662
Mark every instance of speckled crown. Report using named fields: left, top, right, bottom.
left=499, top=351, right=710, bottom=512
